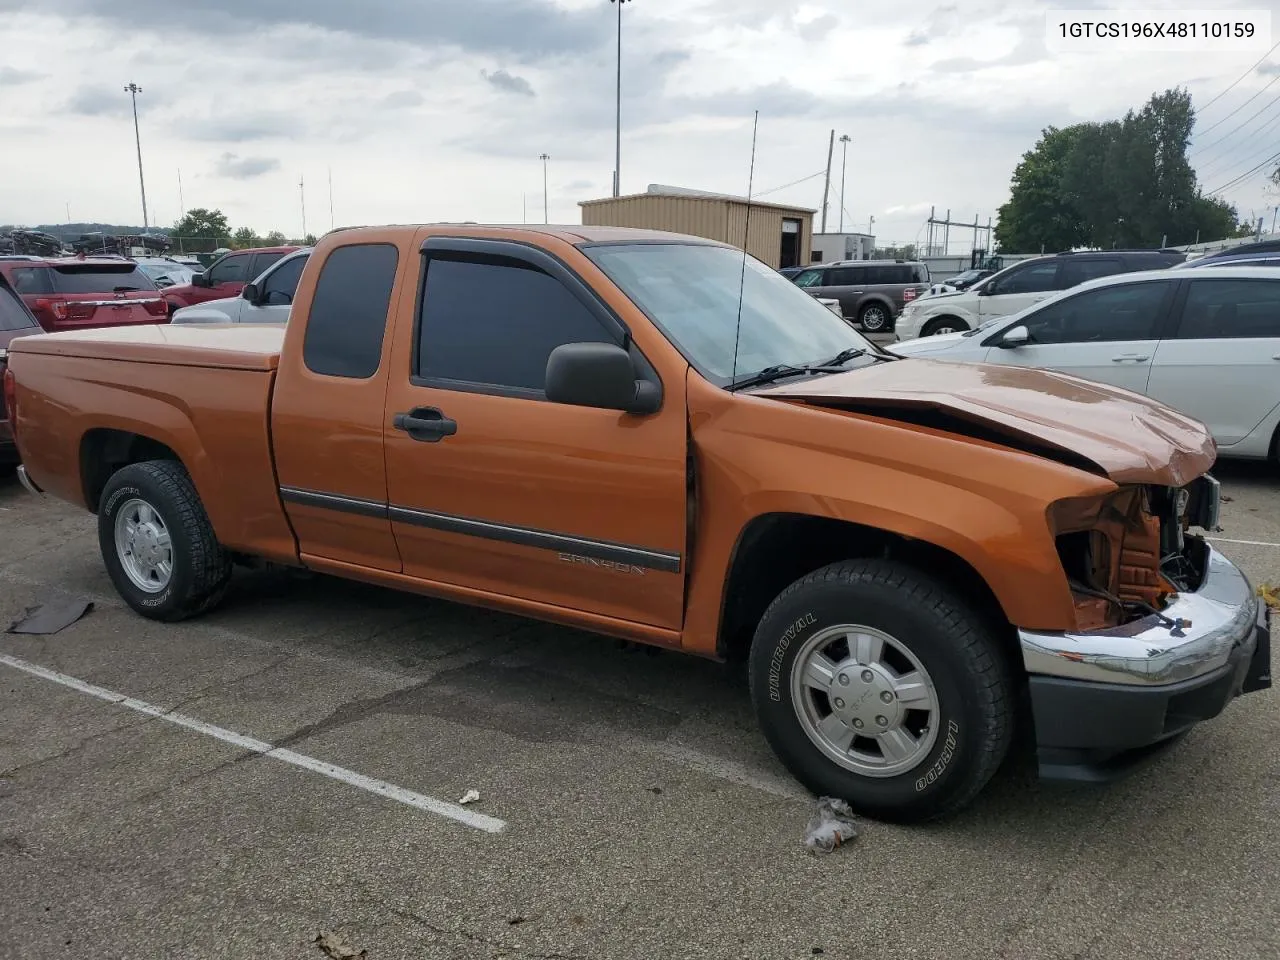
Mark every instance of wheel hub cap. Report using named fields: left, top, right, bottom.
left=114, top=498, right=173, bottom=594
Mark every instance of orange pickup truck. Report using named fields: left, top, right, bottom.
left=4, top=225, right=1270, bottom=821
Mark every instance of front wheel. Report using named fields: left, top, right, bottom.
left=858, top=302, right=891, bottom=332
left=98, top=460, right=232, bottom=621
left=921, top=316, right=969, bottom=337
left=748, top=560, right=1014, bottom=823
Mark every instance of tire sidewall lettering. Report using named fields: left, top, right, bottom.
left=767, top=612, right=817, bottom=702
left=915, top=720, right=960, bottom=792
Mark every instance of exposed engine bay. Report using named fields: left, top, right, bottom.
left=1053, top=476, right=1222, bottom=631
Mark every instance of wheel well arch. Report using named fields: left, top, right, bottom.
left=921, top=314, right=969, bottom=333
left=858, top=297, right=894, bottom=316
left=80, top=428, right=183, bottom=513
left=715, top=512, right=1010, bottom=663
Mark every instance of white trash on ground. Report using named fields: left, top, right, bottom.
left=804, top=797, right=858, bottom=854
left=458, top=789, right=481, bottom=805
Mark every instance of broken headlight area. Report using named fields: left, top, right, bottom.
left=1050, top=476, right=1220, bottom=630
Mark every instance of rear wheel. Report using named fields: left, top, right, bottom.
left=858, top=302, right=891, bottom=333
left=98, top=460, right=231, bottom=621
left=921, top=316, right=969, bottom=336
left=748, top=560, right=1014, bottom=822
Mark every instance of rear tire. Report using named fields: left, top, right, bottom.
left=921, top=316, right=969, bottom=337
left=858, top=302, right=891, bottom=333
left=748, top=560, right=1014, bottom=823
left=98, top=460, right=231, bottom=622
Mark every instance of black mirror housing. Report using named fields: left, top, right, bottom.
left=545, top=342, right=659, bottom=414
left=242, top=282, right=260, bottom=303
left=191, top=273, right=209, bottom=288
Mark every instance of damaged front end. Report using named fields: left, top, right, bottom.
left=1023, top=474, right=1271, bottom=781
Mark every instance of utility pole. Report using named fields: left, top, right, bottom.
left=299, top=174, right=307, bottom=240
left=540, top=154, right=551, bottom=223
left=522, top=194, right=527, bottom=224
left=124, top=83, right=149, bottom=229
left=328, top=168, right=335, bottom=232
left=610, top=0, right=631, bottom=197
left=177, top=168, right=185, bottom=220
left=838, top=134, right=851, bottom=233
left=820, top=129, right=834, bottom=234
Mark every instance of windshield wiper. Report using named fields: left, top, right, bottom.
left=727, top=364, right=812, bottom=391
left=113, top=285, right=142, bottom=292
left=818, top=346, right=866, bottom=367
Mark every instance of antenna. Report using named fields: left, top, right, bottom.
left=730, top=110, right=760, bottom=384
left=328, top=167, right=335, bottom=232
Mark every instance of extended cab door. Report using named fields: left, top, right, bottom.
left=976, top=259, right=1060, bottom=322
left=270, top=239, right=409, bottom=571
left=1147, top=276, right=1280, bottom=445
left=382, top=236, right=688, bottom=630
left=982, top=279, right=1174, bottom=394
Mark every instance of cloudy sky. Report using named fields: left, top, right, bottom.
left=0, top=0, right=1276, bottom=249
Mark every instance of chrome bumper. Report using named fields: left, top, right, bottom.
left=1019, top=545, right=1260, bottom=686
left=16, top=464, right=43, bottom=497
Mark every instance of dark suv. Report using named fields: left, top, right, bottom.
left=790, top=260, right=931, bottom=332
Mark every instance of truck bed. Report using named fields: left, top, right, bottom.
left=12, top=324, right=284, bottom=371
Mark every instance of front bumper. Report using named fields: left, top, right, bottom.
left=1019, top=545, right=1271, bottom=781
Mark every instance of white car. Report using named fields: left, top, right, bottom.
left=890, top=265, right=1280, bottom=461
left=895, top=251, right=1185, bottom=340
left=134, top=257, right=197, bottom=289
left=171, top=248, right=310, bottom=324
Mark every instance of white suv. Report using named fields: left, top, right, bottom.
left=895, top=250, right=1185, bottom=340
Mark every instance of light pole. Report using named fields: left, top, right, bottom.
left=124, top=83, right=149, bottom=229
left=838, top=134, right=851, bottom=233
left=609, top=0, right=631, bottom=197
left=540, top=153, right=551, bottom=223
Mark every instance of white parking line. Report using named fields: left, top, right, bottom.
left=1210, top=537, right=1280, bottom=548
left=0, top=653, right=506, bottom=834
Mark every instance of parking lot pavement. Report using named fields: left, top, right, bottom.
left=1, top=466, right=1277, bottom=960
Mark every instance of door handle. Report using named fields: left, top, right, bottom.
left=393, top=407, right=457, bottom=442
left=1111, top=354, right=1150, bottom=362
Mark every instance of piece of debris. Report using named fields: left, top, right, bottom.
left=5, top=598, right=93, bottom=635
left=458, top=789, right=481, bottom=805
left=804, top=797, right=859, bottom=854
left=1260, top=583, right=1279, bottom=611
left=507, top=916, right=526, bottom=926
left=313, top=931, right=366, bottom=959
left=648, top=785, right=663, bottom=795
left=1220, top=495, right=1234, bottom=503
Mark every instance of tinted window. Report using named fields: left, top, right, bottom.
left=0, top=286, right=37, bottom=331
left=828, top=266, right=864, bottom=285
left=260, top=255, right=308, bottom=306
left=1022, top=281, right=1171, bottom=344
left=51, top=266, right=157, bottom=293
left=8, top=267, right=51, bottom=295
left=995, top=261, right=1059, bottom=295
left=252, top=252, right=285, bottom=277
left=1060, top=258, right=1124, bottom=288
left=793, top=269, right=825, bottom=288
left=206, top=254, right=252, bottom=284
left=417, top=256, right=614, bottom=392
left=302, top=244, right=398, bottom=378
left=1178, top=279, right=1280, bottom=339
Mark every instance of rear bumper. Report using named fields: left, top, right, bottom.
left=1018, top=545, right=1271, bottom=781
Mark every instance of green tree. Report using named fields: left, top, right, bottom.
left=995, top=126, right=1088, bottom=252
left=172, top=208, right=230, bottom=242
left=264, top=230, right=287, bottom=245
left=996, top=89, right=1239, bottom=250
left=232, top=226, right=260, bottom=248
left=302, top=233, right=318, bottom=246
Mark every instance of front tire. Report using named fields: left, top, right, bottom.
left=748, top=560, right=1014, bottom=823
left=98, top=460, right=231, bottom=622
left=858, top=302, right=891, bottom=333
left=921, top=316, right=969, bottom=336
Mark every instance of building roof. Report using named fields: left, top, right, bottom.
left=579, top=183, right=816, bottom=214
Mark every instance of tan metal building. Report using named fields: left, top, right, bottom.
left=579, top=184, right=814, bottom=270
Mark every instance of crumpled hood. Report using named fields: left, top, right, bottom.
left=755, top=358, right=1216, bottom=486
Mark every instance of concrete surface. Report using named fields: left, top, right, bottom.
left=0, top=462, right=1276, bottom=960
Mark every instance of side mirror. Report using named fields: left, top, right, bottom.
left=191, top=272, right=210, bottom=288
left=545, top=342, right=660, bottom=414
left=242, top=282, right=260, bottom=304
left=998, top=325, right=1030, bottom=348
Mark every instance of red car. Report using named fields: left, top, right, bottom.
left=0, top=271, right=42, bottom=466
left=161, top=245, right=300, bottom=316
left=0, top=258, right=168, bottom=333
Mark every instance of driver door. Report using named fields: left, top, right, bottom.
left=984, top=279, right=1174, bottom=393
left=978, top=259, right=1060, bottom=322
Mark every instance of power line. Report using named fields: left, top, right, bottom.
left=1194, top=71, right=1280, bottom=136
left=1190, top=40, right=1280, bottom=116
left=755, top=170, right=825, bottom=197
left=1197, top=109, right=1280, bottom=180
left=1191, top=88, right=1280, bottom=159
left=1207, top=149, right=1280, bottom=196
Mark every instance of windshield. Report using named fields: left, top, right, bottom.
left=584, top=243, right=874, bottom=385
